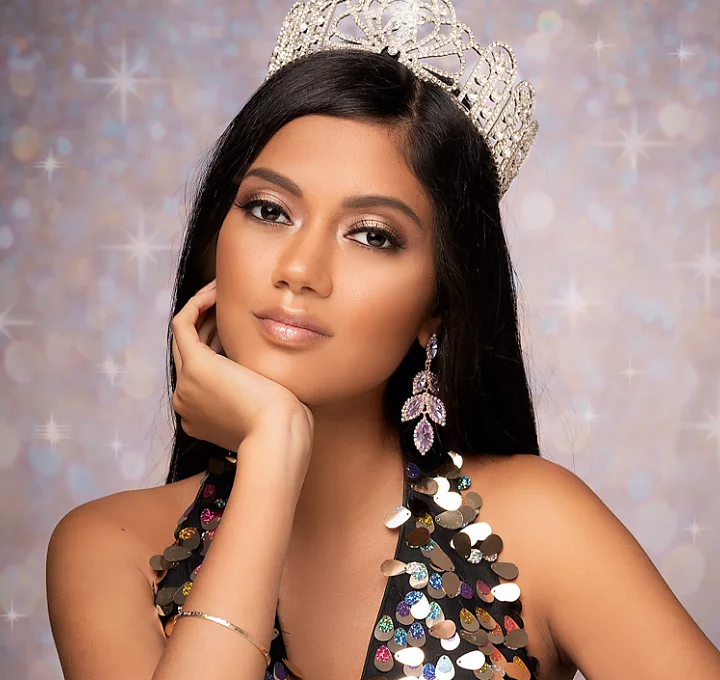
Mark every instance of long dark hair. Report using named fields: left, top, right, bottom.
left=163, top=48, right=540, bottom=485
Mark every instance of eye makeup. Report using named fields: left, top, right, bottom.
left=233, top=194, right=409, bottom=252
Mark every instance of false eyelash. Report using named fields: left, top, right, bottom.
left=234, top=196, right=407, bottom=251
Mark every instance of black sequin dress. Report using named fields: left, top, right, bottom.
left=149, top=453, right=540, bottom=680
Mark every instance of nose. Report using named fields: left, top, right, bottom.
left=271, top=217, right=332, bottom=297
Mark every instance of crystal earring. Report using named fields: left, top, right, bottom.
left=401, top=333, right=447, bottom=456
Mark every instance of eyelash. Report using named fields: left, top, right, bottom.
left=234, top=197, right=408, bottom=251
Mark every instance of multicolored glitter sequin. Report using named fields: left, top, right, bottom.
left=148, top=452, right=539, bottom=679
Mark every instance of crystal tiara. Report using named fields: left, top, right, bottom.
left=266, top=0, right=539, bottom=197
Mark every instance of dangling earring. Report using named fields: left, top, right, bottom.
left=401, top=333, right=446, bottom=456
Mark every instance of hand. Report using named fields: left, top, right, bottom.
left=170, top=279, right=315, bottom=457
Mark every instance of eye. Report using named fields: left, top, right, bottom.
left=234, top=197, right=406, bottom=251
left=347, top=220, right=407, bottom=251
left=237, top=198, right=292, bottom=225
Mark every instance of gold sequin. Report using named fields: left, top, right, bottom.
left=383, top=506, right=411, bottom=529
left=416, top=511, right=435, bottom=531
left=463, top=490, right=483, bottom=510
left=380, top=558, right=407, bottom=577
left=429, top=619, right=456, bottom=640
left=442, top=572, right=461, bottom=597
left=479, top=533, right=503, bottom=555
left=435, top=509, right=464, bottom=529
left=491, top=561, right=519, bottom=580
left=406, top=526, right=431, bottom=547
left=459, top=607, right=480, bottom=632
left=411, top=478, right=439, bottom=496
left=452, top=531, right=472, bottom=559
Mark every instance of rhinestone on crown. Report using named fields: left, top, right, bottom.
left=266, top=0, right=539, bottom=197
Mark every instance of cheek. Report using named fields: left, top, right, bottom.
left=216, top=219, right=266, bottom=290
left=213, top=221, right=266, bottom=354
left=320, top=260, right=435, bottom=388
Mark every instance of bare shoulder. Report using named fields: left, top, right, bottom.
left=458, top=453, right=586, bottom=677
left=461, top=452, right=720, bottom=677
left=462, top=452, right=599, bottom=527
left=460, top=451, right=628, bottom=596
left=49, top=470, right=206, bottom=587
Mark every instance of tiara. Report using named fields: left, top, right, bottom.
left=266, top=0, right=539, bottom=197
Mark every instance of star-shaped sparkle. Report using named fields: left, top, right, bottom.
left=108, top=432, right=127, bottom=461
left=684, top=517, right=708, bottom=544
left=668, top=41, right=695, bottom=68
left=0, top=303, right=36, bottom=340
left=544, top=277, right=604, bottom=336
left=33, top=149, right=68, bottom=182
left=84, top=38, right=167, bottom=122
left=595, top=108, right=673, bottom=179
left=100, top=209, right=178, bottom=289
left=1, top=600, right=28, bottom=635
left=35, top=413, right=71, bottom=448
left=620, top=357, right=644, bottom=387
left=684, top=379, right=720, bottom=464
left=673, top=222, right=720, bottom=309
left=579, top=403, right=603, bottom=425
left=588, top=32, right=615, bottom=61
left=97, top=355, right=128, bottom=387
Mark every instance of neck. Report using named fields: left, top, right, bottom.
left=292, top=384, right=406, bottom=539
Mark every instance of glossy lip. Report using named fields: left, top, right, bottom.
left=254, top=306, right=332, bottom=336
left=256, top=317, right=329, bottom=346
left=253, top=306, right=332, bottom=347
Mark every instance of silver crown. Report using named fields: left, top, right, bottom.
left=267, top=0, right=539, bottom=197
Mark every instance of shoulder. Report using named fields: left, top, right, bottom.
left=462, top=451, right=640, bottom=562
left=460, top=451, right=633, bottom=586
left=48, top=471, right=206, bottom=584
left=463, top=452, right=601, bottom=523
left=458, top=454, right=594, bottom=670
left=462, top=453, right=720, bottom=677
left=463, top=450, right=580, bottom=488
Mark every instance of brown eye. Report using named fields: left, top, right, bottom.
left=347, top=220, right=407, bottom=251
left=240, top=198, right=291, bottom=225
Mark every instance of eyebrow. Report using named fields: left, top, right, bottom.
left=241, top=167, right=423, bottom=230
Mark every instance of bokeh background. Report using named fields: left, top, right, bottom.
left=1, top=0, right=718, bottom=677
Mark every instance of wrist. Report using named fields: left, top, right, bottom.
left=242, top=407, right=313, bottom=455
left=234, top=417, right=312, bottom=489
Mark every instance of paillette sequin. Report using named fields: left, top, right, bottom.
left=149, top=452, right=540, bottom=679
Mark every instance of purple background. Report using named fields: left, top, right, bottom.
left=1, top=1, right=718, bottom=677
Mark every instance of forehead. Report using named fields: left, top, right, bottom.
left=246, top=115, right=434, bottom=221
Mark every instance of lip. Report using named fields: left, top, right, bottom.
left=253, top=306, right=332, bottom=346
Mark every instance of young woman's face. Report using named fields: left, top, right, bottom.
left=215, top=114, right=439, bottom=407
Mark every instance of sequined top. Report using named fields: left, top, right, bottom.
left=149, top=452, right=540, bottom=680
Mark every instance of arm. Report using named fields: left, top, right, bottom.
left=526, top=460, right=720, bottom=678
left=47, top=424, right=309, bottom=680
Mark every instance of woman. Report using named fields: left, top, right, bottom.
left=46, top=4, right=720, bottom=680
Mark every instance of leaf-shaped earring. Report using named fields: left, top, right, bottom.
left=401, top=333, right=446, bottom=456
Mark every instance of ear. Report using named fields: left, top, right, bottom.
left=417, top=310, right=443, bottom=351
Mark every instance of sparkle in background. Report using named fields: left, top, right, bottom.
left=0, top=1, right=719, bottom=677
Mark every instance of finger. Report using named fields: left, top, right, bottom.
left=172, top=332, right=183, bottom=373
left=172, top=286, right=218, bottom=368
left=198, top=279, right=217, bottom=293
left=197, top=307, right=216, bottom=346
left=186, top=280, right=217, bottom=331
left=208, top=327, right=224, bottom=354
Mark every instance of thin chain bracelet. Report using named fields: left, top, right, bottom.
left=175, top=610, right=271, bottom=666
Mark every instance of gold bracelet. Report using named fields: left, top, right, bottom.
left=175, top=610, right=271, bottom=666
